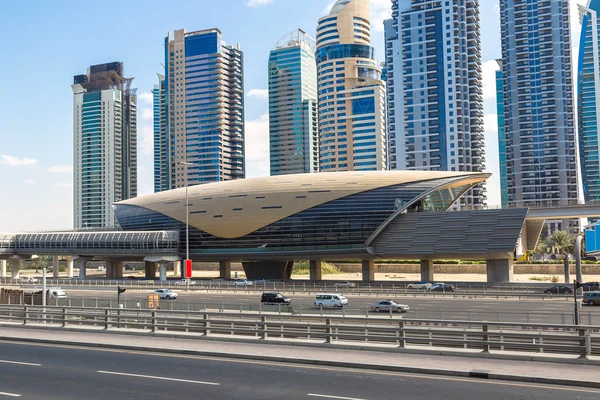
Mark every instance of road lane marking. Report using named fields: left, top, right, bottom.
left=0, top=360, right=41, bottom=367
left=0, top=392, right=21, bottom=397
left=308, top=394, right=368, bottom=400
left=96, top=370, right=220, bottom=386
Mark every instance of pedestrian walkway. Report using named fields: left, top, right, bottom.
left=0, top=326, right=599, bottom=388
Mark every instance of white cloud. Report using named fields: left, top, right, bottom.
left=245, top=0, right=274, bottom=7
left=493, top=2, right=500, bottom=17
left=24, top=180, right=36, bottom=185
left=0, top=155, right=38, bottom=167
left=138, top=91, right=153, bottom=105
left=482, top=59, right=500, bottom=101
left=141, top=108, right=153, bottom=122
left=138, top=124, right=154, bottom=157
left=46, top=165, right=73, bottom=173
left=247, top=89, right=268, bottom=100
left=484, top=114, right=499, bottom=136
left=245, top=113, right=270, bottom=178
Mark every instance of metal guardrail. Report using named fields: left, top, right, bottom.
left=0, top=305, right=596, bottom=358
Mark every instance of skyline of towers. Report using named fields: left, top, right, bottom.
left=384, top=0, right=487, bottom=208
left=498, top=0, right=578, bottom=230
left=316, top=0, right=387, bottom=172
left=162, top=28, right=245, bottom=191
left=72, top=62, right=137, bottom=229
left=268, top=29, right=319, bottom=175
left=578, top=1, right=600, bottom=205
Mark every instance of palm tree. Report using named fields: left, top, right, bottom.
left=543, top=230, right=575, bottom=283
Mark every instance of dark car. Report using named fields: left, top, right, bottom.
left=261, top=292, right=291, bottom=305
left=583, top=282, right=600, bottom=291
left=544, top=285, right=573, bottom=294
left=429, top=284, right=455, bottom=292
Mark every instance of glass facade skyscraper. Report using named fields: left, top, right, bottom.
left=153, top=74, right=167, bottom=192
left=164, top=28, right=245, bottom=189
left=268, top=29, right=319, bottom=175
left=72, top=62, right=137, bottom=228
left=578, top=1, right=600, bottom=204
left=499, top=1, right=578, bottom=209
left=385, top=0, right=486, bottom=208
left=316, top=0, right=387, bottom=172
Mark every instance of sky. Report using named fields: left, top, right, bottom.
left=0, top=0, right=588, bottom=232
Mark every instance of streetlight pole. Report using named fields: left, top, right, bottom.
left=179, top=161, right=194, bottom=292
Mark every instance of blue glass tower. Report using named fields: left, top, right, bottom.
left=578, top=1, right=600, bottom=204
left=153, top=74, right=167, bottom=192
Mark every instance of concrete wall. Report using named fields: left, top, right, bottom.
left=330, top=263, right=600, bottom=275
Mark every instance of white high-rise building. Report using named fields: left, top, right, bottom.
left=72, top=62, right=137, bottom=229
left=385, top=0, right=486, bottom=208
left=316, top=0, right=387, bottom=172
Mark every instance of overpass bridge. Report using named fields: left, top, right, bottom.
left=0, top=230, right=180, bottom=281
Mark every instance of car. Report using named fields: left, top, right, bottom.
left=333, top=281, right=356, bottom=288
left=125, top=276, right=136, bottom=280
left=544, top=285, right=573, bottom=294
left=261, top=292, right=291, bottom=305
left=49, top=289, right=67, bottom=299
left=582, top=282, right=600, bottom=292
left=233, top=279, right=253, bottom=287
left=429, top=284, right=455, bottom=292
left=154, top=289, right=178, bottom=299
left=174, top=279, right=196, bottom=286
left=255, top=278, right=267, bottom=284
left=407, top=282, right=431, bottom=290
left=20, top=277, right=38, bottom=284
left=583, top=291, right=600, bottom=306
left=370, top=300, right=410, bottom=313
left=314, top=293, right=348, bottom=308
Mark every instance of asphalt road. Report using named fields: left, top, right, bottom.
left=57, top=289, right=600, bottom=325
left=0, top=341, right=596, bottom=399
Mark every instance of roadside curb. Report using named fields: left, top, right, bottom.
left=0, top=329, right=599, bottom=389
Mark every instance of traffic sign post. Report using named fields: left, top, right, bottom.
left=574, top=280, right=583, bottom=325
left=117, top=286, right=126, bottom=306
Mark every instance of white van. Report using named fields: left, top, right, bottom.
left=314, top=293, right=348, bottom=308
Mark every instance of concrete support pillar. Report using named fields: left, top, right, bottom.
left=114, top=261, right=123, bottom=279
left=173, top=261, right=181, bottom=278
left=159, top=262, right=168, bottom=282
left=66, top=258, right=73, bottom=278
left=310, top=260, right=322, bottom=281
left=76, top=258, right=88, bottom=280
left=0, top=260, right=6, bottom=278
left=420, top=260, right=434, bottom=282
left=563, top=259, right=571, bottom=285
left=361, top=260, right=375, bottom=282
left=145, top=262, right=157, bottom=280
left=53, top=256, right=60, bottom=278
left=219, top=261, right=231, bottom=279
left=9, top=260, right=20, bottom=279
left=486, top=259, right=514, bottom=283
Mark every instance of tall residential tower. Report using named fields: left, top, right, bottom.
left=153, top=74, right=167, bottom=192
left=268, top=30, right=319, bottom=175
left=578, top=1, right=600, bottom=204
left=499, top=0, right=578, bottom=231
left=316, top=0, right=387, bottom=172
left=385, top=0, right=486, bottom=208
left=164, top=28, right=245, bottom=188
left=72, top=62, right=137, bottom=229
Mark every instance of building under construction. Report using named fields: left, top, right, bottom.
left=72, top=62, right=138, bottom=229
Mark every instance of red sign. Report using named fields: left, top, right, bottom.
left=185, top=259, right=193, bottom=279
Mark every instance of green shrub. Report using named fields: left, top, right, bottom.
left=551, top=275, right=559, bottom=283
left=292, top=261, right=342, bottom=275
left=529, top=276, right=549, bottom=281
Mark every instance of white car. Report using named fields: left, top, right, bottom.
left=50, top=289, right=68, bottom=299
left=407, top=282, right=432, bottom=290
left=20, top=277, right=38, bottom=284
left=333, top=281, right=356, bottom=288
left=154, top=289, right=178, bottom=299
left=233, top=280, right=253, bottom=287
left=174, top=279, right=196, bottom=286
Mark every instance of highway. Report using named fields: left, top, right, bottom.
left=58, top=289, right=600, bottom=325
left=0, top=341, right=596, bottom=399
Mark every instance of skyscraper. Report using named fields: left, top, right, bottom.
left=153, top=74, right=167, bottom=193
left=385, top=0, right=486, bottom=208
left=496, top=60, right=509, bottom=208
left=72, top=62, right=137, bottom=229
left=164, top=28, right=244, bottom=188
left=578, top=1, right=600, bottom=204
left=499, top=0, right=578, bottom=231
left=316, top=0, right=387, bottom=172
left=268, top=29, right=319, bottom=175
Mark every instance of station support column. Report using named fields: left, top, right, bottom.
left=219, top=261, right=231, bottom=279
left=420, top=260, right=434, bottom=282
left=361, top=260, right=375, bottom=282
left=310, top=260, right=322, bottom=281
